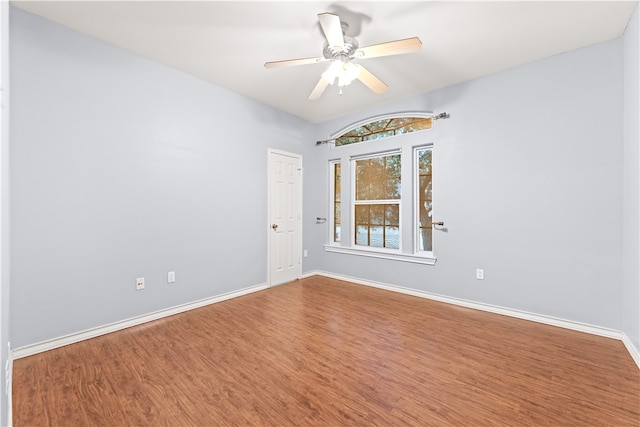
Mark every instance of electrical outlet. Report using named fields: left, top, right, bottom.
left=476, top=269, right=484, bottom=280
left=303, top=249, right=308, bottom=257
left=136, top=277, right=145, bottom=290
left=168, top=271, right=175, bottom=283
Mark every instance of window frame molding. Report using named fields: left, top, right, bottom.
left=351, top=150, right=402, bottom=252
left=323, top=111, right=438, bottom=265
left=329, top=111, right=436, bottom=141
left=328, top=159, right=341, bottom=245
left=323, top=244, right=436, bottom=265
left=414, top=144, right=435, bottom=257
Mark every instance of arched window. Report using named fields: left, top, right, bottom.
left=326, top=112, right=439, bottom=265
left=335, top=116, right=432, bottom=147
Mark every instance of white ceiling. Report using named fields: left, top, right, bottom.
left=12, top=1, right=638, bottom=123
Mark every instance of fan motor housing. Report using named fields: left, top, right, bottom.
left=323, top=35, right=359, bottom=60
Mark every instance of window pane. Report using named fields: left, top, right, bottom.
left=385, top=204, right=399, bottom=226
left=368, top=119, right=390, bottom=133
left=354, top=152, right=401, bottom=250
left=355, top=205, right=369, bottom=225
left=417, top=148, right=433, bottom=252
left=370, top=205, right=384, bottom=225
left=418, top=227, right=432, bottom=252
left=419, top=150, right=432, bottom=174
left=334, top=201, right=341, bottom=242
left=333, top=163, right=341, bottom=242
left=370, top=226, right=384, bottom=247
left=385, top=155, right=401, bottom=199
left=355, top=154, right=401, bottom=201
left=354, top=203, right=399, bottom=249
left=335, top=116, right=433, bottom=147
left=385, top=226, right=400, bottom=249
left=356, top=225, right=369, bottom=245
left=335, top=163, right=341, bottom=199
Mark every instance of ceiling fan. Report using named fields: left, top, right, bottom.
left=264, top=12, right=422, bottom=100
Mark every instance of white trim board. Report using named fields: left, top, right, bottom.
left=5, top=351, right=11, bottom=427
left=12, top=283, right=268, bottom=360
left=13, top=271, right=640, bottom=372
left=622, top=332, right=640, bottom=369
left=308, top=270, right=638, bottom=361
left=323, top=245, right=436, bottom=265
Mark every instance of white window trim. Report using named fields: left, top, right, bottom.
left=351, top=151, right=402, bottom=252
left=323, top=244, right=436, bottom=265
left=328, top=159, right=340, bottom=246
left=350, top=148, right=401, bottom=161
left=414, top=144, right=435, bottom=256
left=330, top=111, right=435, bottom=140
left=323, top=112, right=438, bottom=266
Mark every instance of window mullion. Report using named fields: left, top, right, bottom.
left=354, top=199, right=399, bottom=205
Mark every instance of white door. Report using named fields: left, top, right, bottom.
left=268, top=149, right=302, bottom=286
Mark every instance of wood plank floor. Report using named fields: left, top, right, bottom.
left=13, top=275, right=640, bottom=426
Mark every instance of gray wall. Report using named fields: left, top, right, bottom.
left=623, top=4, right=640, bottom=353
left=10, top=7, right=314, bottom=348
left=9, top=3, right=636, bottom=358
left=1, top=1, right=10, bottom=424
left=311, top=38, right=625, bottom=330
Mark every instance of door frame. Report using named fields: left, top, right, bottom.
left=267, top=148, right=303, bottom=287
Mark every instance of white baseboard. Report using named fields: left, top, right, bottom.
left=12, top=283, right=268, bottom=360
left=311, top=270, right=623, bottom=341
left=622, top=332, right=640, bottom=369
left=5, top=348, right=11, bottom=427
left=12, top=271, right=639, bottom=372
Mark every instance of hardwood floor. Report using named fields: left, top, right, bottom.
left=13, top=276, right=640, bottom=426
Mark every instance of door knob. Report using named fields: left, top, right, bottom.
left=271, top=224, right=278, bottom=230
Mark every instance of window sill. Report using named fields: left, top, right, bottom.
left=323, top=245, right=437, bottom=265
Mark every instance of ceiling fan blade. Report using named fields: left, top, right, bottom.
left=318, top=12, right=344, bottom=48
left=308, top=78, right=330, bottom=100
left=264, top=56, right=324, bottom=69
left=355, top=37, right=422, bottom=59
left=354, top=64, right=388, bottom=95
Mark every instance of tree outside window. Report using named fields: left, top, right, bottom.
left=416, top=147, right=433, bottom=252
left=354, top=154, right=401, bottom=249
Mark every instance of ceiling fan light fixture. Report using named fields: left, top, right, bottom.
left=322, top=60, right=361, bottom=87
left=321, top=60, right=341, bottom=84
left=265, top=12, right=421, bottom=100
left=340, top=61, right=361, bottom=86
